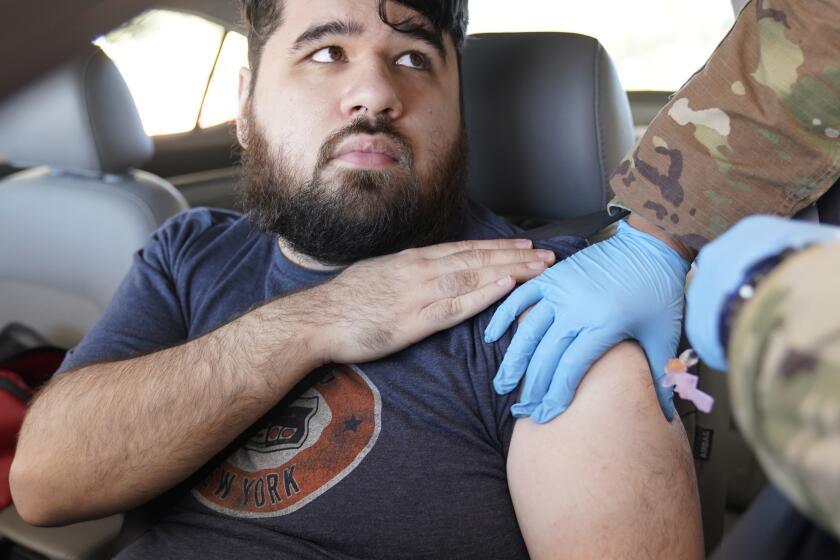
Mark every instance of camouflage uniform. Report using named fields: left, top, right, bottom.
left=609, top=0, right=840, bottom=250
left=728, top=243, right=840, bottom=538
left=607, top=0, right=840, bottom=538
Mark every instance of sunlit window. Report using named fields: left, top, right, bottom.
left=467, top=1, right=734, bottom=91
left=95, top=10, right=246, bottom=136
left=199, top=32, right=249, bottom=129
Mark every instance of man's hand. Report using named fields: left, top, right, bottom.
left=311, top=239, right=556, bottom=365
left=485, top=220, right=690, bottom=423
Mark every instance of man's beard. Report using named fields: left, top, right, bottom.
left=238, top=112, right=468, bottom=266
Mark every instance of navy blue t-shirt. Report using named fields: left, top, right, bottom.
left=57, top=202, right=585, bottom=559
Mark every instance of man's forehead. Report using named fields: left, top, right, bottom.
left=280, top=0, right=435, bottom=38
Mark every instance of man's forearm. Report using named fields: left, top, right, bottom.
left=10, top=292, right=321, bottom=527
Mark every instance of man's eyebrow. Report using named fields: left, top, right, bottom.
left=400, top=25, right=447, bottom=63
left=288, top=17, right=447, bottom=63
left=289, top=19, right=365, bottom=54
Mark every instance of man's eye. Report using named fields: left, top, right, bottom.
left=311, top=46, right=345, bottom=63
left=396, top=52, right=428, bottom=70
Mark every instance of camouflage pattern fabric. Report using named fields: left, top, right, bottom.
left=609, top=0, right=840, bottom=250
left=728, top=243, right=840, bottom=539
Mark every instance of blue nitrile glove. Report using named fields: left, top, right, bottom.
left=686, top=215, right=840, bottom=371
left=485, top=220, right=690, bottom=423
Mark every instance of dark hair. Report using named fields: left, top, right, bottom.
left=241, top=0, right=468, bottom=80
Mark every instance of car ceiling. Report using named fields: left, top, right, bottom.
left=0, top=0, right=241, bottom=104
left=1, top=0, right=146, bottom=102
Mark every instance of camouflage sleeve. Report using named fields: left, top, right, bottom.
left=609, top=0, right=840, bottom=250
left=728, top=242, right=840, bottom=539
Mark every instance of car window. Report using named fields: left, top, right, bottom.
left=468, top=0, right=734, bottom=92
left=98, top=3, right=733, bottom=137
left=198, top=32, right=249, bottom=130
left=95, top=10, right=247, bottom=136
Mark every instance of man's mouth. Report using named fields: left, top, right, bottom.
left=331, top=134, right=401, bottom=169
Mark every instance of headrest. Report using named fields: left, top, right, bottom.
left=462, top=33, right=635, bottom=222
left=0, top=44, right=152, bottom=174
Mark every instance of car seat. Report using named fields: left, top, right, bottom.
left=0, top=44, right=188, bottom=559
left=0, top=44, right=189, bottom=350
left=463, top=32, right=745, bottom=555
left=463, top=32, right=634, bottom=239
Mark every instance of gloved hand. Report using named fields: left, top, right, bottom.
left=686, top=215, right=840, bottom=371
left=485, top=220, right=690, bottom=423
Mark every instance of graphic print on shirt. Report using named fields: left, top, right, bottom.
left=192, top=364, right=381, bottom=518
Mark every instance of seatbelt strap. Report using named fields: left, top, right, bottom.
left=817, top=178, right=840, bottom=226
left=521, top=209, right=629, bottom=242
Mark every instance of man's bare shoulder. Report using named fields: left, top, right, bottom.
left=507, top=342, right=703, bottom=559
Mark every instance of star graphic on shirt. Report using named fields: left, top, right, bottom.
left=343, top=415, right=362, bottom=432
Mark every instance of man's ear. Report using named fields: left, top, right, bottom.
left=236, top=67, right=253, bottom=148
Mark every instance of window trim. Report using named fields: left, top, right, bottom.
left=195, top=29, right=230, bottom=132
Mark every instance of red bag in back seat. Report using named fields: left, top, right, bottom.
left=0, top=347, right=65, bottom=509
left=0, top=370, right=32, bottom=509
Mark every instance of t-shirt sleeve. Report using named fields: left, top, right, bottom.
left=468, top=234, right=587, bottom=457
left=467, top=309, right=518, bottom=458
left=55, top=211, right=205, bottom=375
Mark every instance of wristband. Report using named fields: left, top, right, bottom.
left=717, top=248, right=799, bottom=356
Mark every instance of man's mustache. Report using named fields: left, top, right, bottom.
left=315, top=116, right=414, bottom=171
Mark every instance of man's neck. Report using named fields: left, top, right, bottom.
left=277, top=238, right=344, bottom=272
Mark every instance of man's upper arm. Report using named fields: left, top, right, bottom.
left=55, top=213, right=193, bottom=375
left=507, top=341, right=703, bottom=559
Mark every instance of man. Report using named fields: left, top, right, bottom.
left=10, top=1, right=702, bottom=558
left=489, top=0, right=840, bottom=424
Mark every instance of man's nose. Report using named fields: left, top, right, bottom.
left=339, top=60, right=404, bottom=120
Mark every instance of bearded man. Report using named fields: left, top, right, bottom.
left=10, top=1, right=702, bottom=558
